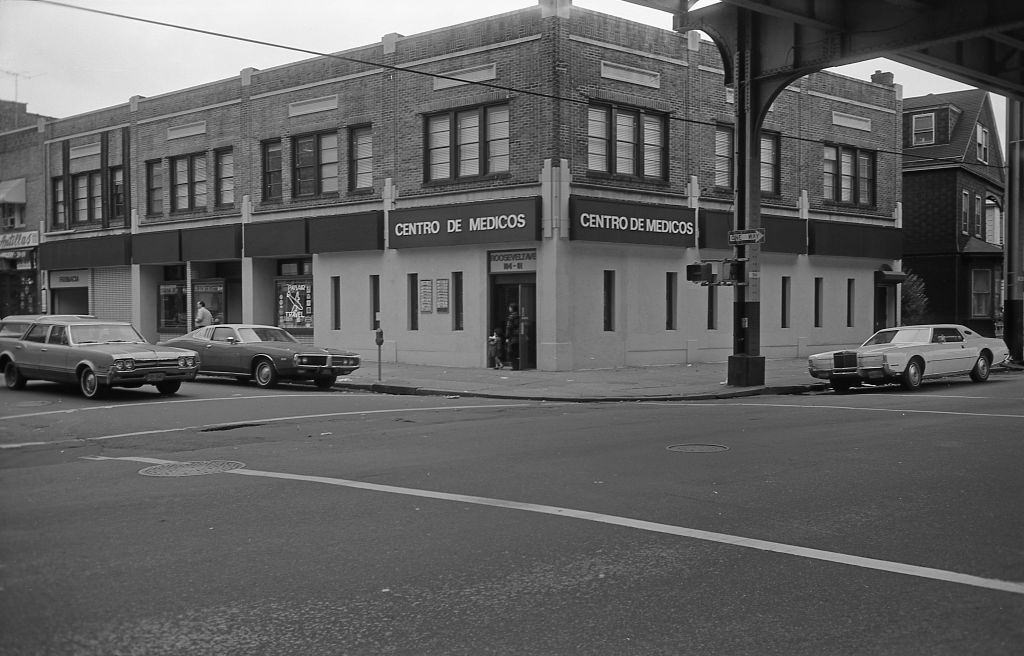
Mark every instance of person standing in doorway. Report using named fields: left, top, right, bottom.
left=504, top=302, right=520, bottom=369
left=487, top=328, right=504, bottom=369
left=195, top=300, right=213, bottom=328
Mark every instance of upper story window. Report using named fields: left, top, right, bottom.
left=110, top=166, right=126, bottom=223
left=912, top=113, right=935, bottom=145
left=170, top=152, right=207, bottom=213
left=974, top=194, right=983, bottom=238
left=52, top=177, right=66, bottom=228
left=426, top=104, right=509, bottom=182
left=0, top=203, right=24, bottom=229
left=146, top=160, right=163, bottom=216
left=587, top=104, right=666, bottom=180
left=823, top=144, right=875, bottom=206
left=215, top=148, right=234, bottom=207
left=714, top=125, right=733, bottom=189
left=349, top=125, right=373, bottom=191
left=293, top=132, right=338, bottom=197
left=262, top=139, right=282, bottom=202
left=975, top=124, right=989, bottom=163
left=72, top=171, right=102, bottom=224
left=760, top=131, right=780, bottom=195
left=961, top=190, right=970, bottom=234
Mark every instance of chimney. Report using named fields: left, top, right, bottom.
left=871, top=70, right=894, bottom=86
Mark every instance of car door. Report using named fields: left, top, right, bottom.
left=37, top=324, right=73, bottom=381
left=927, top=327, right=970, bottom=375
left=939, top=327, right=977, bottom=373
left=15, top=324, right=51, bottom=377
left=202, top=326, right=244, bottom=374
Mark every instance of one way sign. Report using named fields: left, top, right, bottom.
left=727, top=228, right=766, bottom=245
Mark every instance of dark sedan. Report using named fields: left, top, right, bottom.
left=162, top=324, right=360, bottom=389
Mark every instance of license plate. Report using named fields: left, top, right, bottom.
left=145, top=373, right=165, bottom=382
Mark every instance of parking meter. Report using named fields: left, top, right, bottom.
left=375, top=328, right=384, bottom=346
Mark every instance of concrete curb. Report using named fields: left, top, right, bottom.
left=332, top=380, right=829, bottom=403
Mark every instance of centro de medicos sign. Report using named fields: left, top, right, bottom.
left=569, top=196, right=696, bottom=248
left=390, top=197, right=541, bottom=248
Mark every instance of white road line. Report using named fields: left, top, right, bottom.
left=0, top=392, right=379, bottom=421
left=648, top=401, right=1024, bottom=420
left=85, top=454, right=1024, bottom=597
left=0, top=403, right=536, bottom=449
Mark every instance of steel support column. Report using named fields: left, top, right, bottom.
left=1006, top=99, right=1023, bottom=361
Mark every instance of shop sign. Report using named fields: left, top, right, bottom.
left=277, top=279, right=313, bottom=328
left=569, top=197, right=696, bottom=248
left=435, top=278, right=450, bottom=313
left=489, top=249, right=537, bottom=273
left=390, top=197, right=541, bottom=248
left=419, top=279, right=434, bottom=313
left=49, top=269, right=89, bottom=288
left=0, top=231, right=38, bottom=250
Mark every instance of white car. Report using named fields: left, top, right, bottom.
left=808, top=324, right=1011, bottom=392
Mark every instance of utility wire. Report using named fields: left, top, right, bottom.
left=30, top=0, right=1006, bottom=173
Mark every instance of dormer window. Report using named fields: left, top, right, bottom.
left=976, top=124, right=989, bottom=163
left=912, top=113, right=934, bottom=145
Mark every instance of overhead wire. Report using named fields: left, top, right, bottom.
left=29, top=0, right=1006, bottom=173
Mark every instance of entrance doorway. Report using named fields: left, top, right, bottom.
left=492, top=276, right=536, bottom=370
left=52, top=287, right=89, bottom=315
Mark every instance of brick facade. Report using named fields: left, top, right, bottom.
left=4, top=1, right=906, bottom=369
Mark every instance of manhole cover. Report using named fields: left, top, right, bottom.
left=667, top=444, right=729, bottom=453
left=139, top=461, right=246, bottom=477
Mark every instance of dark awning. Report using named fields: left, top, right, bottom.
left=875, top=270, right=908, bottom=285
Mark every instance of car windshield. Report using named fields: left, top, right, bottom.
left=862, top=327, right=932, bottom=346
left=236, top=327, right=298, bottom=344
left=70, top=324, right=145, bottom=344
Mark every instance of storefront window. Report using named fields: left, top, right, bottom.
left=193, top=281, right=225, bottom=325
left=158, top=283, right=187, bottom=331
left=276, top=278, right=313, bottom=330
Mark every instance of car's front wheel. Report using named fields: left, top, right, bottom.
left=901, top=358, right=924, bottom=391
left=969, top=353, right=991, bottom=382
left=314, top=375, right=337, bottom=390
left=156, top=380, right=182, bottom=395
left=253, top=358, right=278, bottom=388
left=79, top=366, right=108, bottom=399
left=4, top=361, right=27, bottom=390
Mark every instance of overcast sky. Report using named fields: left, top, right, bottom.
left=0, top=0, right=1007, bottom=144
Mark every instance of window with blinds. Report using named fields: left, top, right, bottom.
left=714, top=125, right=733, bottom=188
left=425, top=104, right=509, bottom=182
left=587, top=103, right=666, bottom=180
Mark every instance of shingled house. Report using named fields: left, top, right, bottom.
left=901, top=89, right=1006, bottom=336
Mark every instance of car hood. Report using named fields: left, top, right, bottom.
left=78, top=343, right=197, bottom=358
left=247, top=343, right=358, bottom=357
left=811, top=342, right=928, bottom=358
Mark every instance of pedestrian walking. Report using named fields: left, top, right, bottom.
left=195, top=300, right=213, bottom=328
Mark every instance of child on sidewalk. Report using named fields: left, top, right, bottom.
left=487, top=329, right=504, bottom=369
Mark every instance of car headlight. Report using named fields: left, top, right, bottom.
left=114, top=358, right=135, bottom=371
left=178, top=356, right=195, bottom=367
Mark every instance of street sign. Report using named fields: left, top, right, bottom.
left=728, top=228, right=765, bottom=245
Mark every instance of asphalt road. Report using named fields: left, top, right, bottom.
left=1, top=375, right=1022, bottom=655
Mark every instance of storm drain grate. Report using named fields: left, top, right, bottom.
left=667, top=444, right=729, bottom=453
left=139, top=461, right=246, bottom=477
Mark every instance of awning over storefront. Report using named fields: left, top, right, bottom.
left=0, top=178, right=27, bottom=204
left=875, top=269, right=908, bottom=285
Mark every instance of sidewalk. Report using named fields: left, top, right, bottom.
left=333, top=357, right=829, bottom=402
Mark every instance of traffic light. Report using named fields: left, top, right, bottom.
left=686, top=262, right=712, bottom=283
